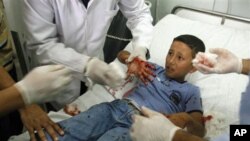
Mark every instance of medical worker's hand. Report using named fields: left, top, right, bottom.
left=192, top=48, right=242, bottom=74
left=15, top=65, right=72, bottom=105
left=85, top=58, right=126, bottom=88
left=130, top=107, right=181, bottom=141
left=127, top=46, right=148, bottom=62
left=19, top=105, right=64, bottom=141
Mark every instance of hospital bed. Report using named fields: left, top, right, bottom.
left=10, top=5, right=250, bottom=141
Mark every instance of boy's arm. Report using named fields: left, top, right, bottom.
left=186, top=112, right=206, bottom=137
left=0, top=67, right=16, bottom=89
left=242, top=59, right=250, bottom=75
left=168, top=112, right=206, bottom=137
left=173, top=129, right=206, bottom=141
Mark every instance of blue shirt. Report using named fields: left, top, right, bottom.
left=126, top=62, right=202, bottom=114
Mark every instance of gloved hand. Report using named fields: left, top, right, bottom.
left=127, top=46, right=148, bottom=62
left=84, top=58, right=126, bottom=88
left=15, top=65, right=72, bottom=105
left=130, top=106, right=181, bottom=141
left=192, top=48, right=242, bottom=74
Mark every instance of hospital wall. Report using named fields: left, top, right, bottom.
left=147, top=0, right=250, bottom=23
left=4, top=0, right=250, bottom=31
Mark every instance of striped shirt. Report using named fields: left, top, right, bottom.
left=0, top=1, right=14, bottom=71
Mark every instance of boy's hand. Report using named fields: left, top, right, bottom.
left=126, top=57, right=155, bottom=84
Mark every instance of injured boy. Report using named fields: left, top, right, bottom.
left=45, top=34, right=206, bottom=141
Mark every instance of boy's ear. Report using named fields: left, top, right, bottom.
left=189, top=66, right=197, bottom=73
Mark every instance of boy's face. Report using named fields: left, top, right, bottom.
left=165, top=41, right=196, bottom=82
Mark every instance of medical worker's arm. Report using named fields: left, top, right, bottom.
left=192, top=48, right=250, bottom=74
left=23, top=0, right=124, bottom=88
left=118, top=50, right=155, bottom=84
left=23, top=0, right=88, bottom=75
left=15, top=65, right=72, bottom=104
left=119, top=0, right=153, bottom=61
left=17, top=65, right=72, bottom=141
left=0, top=67, right=24, bottom=116
left=0, top=65, right=72, bottom=116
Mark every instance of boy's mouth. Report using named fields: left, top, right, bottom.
left=166, top=66, right=175, bottom=72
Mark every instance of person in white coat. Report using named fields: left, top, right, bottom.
left=21, top=0, right=154, bottom=141
left=23, top=0, right=153, bottom=109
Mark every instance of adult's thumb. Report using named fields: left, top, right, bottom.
left=37, top=65, right=65, bottom=72
left=209, top=48, right=225, bottom=55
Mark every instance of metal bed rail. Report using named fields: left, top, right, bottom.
left=171, top=5, right=250, bottom=25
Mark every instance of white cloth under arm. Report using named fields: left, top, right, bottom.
left=23, top=0, right=153, bottom=107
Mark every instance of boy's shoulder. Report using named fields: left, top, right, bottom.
left=186, top=81, right=199, bottom=88
left=185, top=82, right=200, bottom=94
left=170, top=80, right=200, bottom=95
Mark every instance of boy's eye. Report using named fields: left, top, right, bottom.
left=178, top=56, right=184, bottom=60
left=168, top=51, right=173, bottom=56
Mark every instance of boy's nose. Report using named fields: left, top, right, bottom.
left=169, top=57, right=176, bottom=64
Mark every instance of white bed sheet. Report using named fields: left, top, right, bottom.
left=10, top=14, right=250, bottom=141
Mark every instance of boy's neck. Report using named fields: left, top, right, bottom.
left=175, top=79, right=186, bottom=83
left=167, top=76, right=186, bottom=83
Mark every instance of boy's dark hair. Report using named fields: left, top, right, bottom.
left=173, top=34, right=205, bottom=58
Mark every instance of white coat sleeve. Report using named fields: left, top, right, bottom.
left=23, top=0, right=89, bottom=75
left=119, top=0, right=154, bottom=49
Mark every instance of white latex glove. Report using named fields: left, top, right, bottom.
left=84, top=58, right=126, bottom=88
left=192, top=48, right=242, bottom=74
left=130, top=107, right=181, bottom=141
left=15, top=65, right=72, bottom=105
left=127, top=46, right=148, bottom=62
